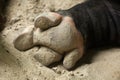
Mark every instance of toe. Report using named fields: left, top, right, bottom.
left=34, top=12, right=62, bottom=30
left=63, top=49, right=83, bottom=69
left=34, top=47, right=62, bottom=66
left=14, top=26, right=34, bottom=51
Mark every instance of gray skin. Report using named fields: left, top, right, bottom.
left=14, top=12, right=84, bottom=69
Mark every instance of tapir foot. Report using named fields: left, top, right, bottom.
left=14, top=12, right=84, bottom=70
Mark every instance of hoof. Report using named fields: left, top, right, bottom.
left=14, top=26, right=34, bottom=51
left=34, top=12, right=62, bottom=30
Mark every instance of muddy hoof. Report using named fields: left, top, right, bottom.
left=34, top=47, right=62, bottom=66
left=14, top=26, right=34, bottom=51
left=34, top=12, right=62, bottom=30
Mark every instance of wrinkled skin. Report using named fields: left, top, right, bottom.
left=14, top=12, right=84, bottom=69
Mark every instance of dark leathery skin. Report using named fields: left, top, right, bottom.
left=56, top=0, right=120, bottom=48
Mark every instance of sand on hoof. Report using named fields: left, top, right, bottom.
left=34, top=12, right=62, bottom=30
left=34, top=47, right=62, bottom=66
left=32, top=16, right=84, bottom=69
left=34, top=16, right=84, bottom=54
left=14, top=26, right=34, bottom=51
left=63, top=49, right=82, bottom=69
left=13, top=12, right=84, bottom=69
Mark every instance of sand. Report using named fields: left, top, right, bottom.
left=0, top=0, right=120, bottom=80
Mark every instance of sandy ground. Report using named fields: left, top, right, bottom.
left=0, top=0, right=120, bottom=80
